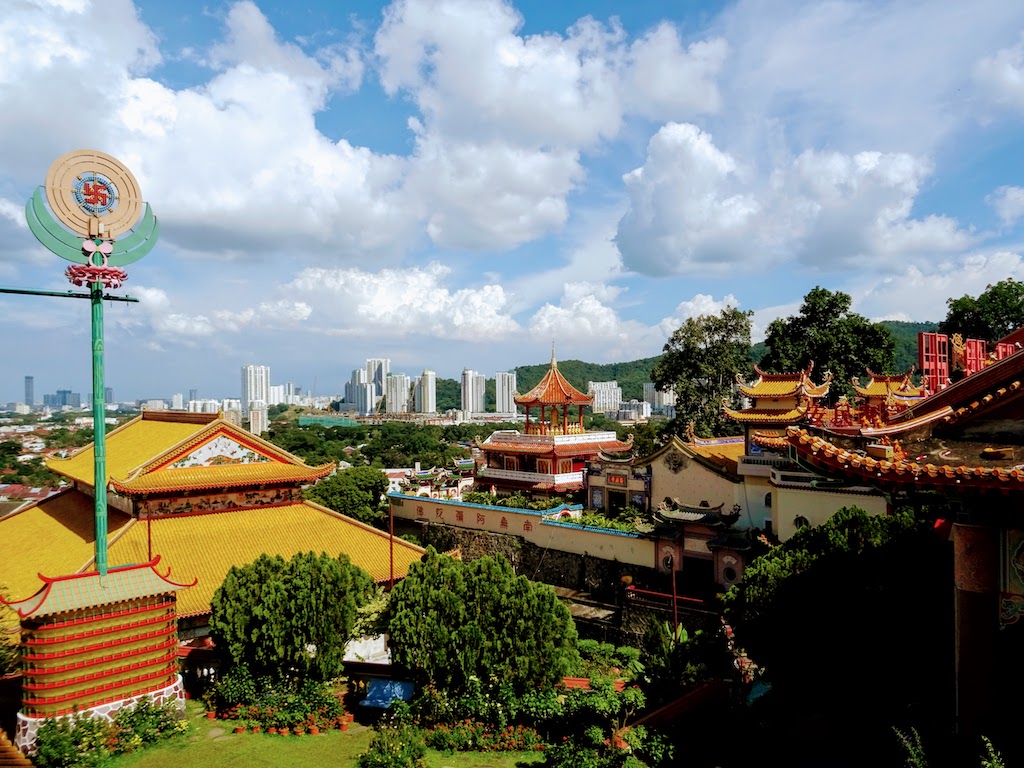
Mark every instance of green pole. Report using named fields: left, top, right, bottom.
left=91, top=280, right=108, bottom=576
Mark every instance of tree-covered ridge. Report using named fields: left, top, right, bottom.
left=514, top=355, right=662, bottom=402
left=878, top=319, right=938, bottom=375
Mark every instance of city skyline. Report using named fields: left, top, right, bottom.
left=3, top=1, right=1024, bottom=403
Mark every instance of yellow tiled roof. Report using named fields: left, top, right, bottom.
left=0, top=489, right=135, bottom=601
left=723, top=406, right=807, bottom=423
left=737, top=379, right=802, bottom=398
left=687, top=441, right=746, bottom=474
left=107, top=502, right=426, bottom=617
left=47, top=416, right=209, bottom=487
left=111, top=463, right=335, bottom=494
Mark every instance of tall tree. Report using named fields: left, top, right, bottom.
left=651, top=306, right=753, bottom=437
left=760, top=287, right=895, bottom=400
left=304, top=465, right=388, bottom=527
left=939, top=278, right=1024, bottom=342
left=386, top=548, right=579, bottom=693
left=210, top=551, right=373, bottom=681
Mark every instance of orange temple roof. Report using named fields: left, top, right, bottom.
left=515, top=347, right=593, bottom=407
left=722, top=405, right=808, bottom=423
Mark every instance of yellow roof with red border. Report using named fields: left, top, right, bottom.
left=736, top=363, right=832, bottom=400
left=0, top=494, right=426, bottom=617
left=852, top=367, right=926, bottom=399
left=48, top=411, right=328, bottom=493
left=723, top=405, right=808, bottom=423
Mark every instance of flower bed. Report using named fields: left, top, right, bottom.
left=425, top=719, right=545, bottom=752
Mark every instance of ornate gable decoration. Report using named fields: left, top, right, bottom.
left=169, top=434, right=271, bottom=469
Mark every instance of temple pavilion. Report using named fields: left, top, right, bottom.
left=0, top=410, right=425, bottom=627
left=476, top=349, right=632, bottom=498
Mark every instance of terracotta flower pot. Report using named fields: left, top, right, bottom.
left=234, top=727, right=245, bottom=734
left=340, top=722, right=349, bottom=732
left=252, top=726, right=261, bottom=734
left=279, top=728, right=290, bottom=736
left=205, top=712, right=216, bottom=720
left=294, top=728, right=305, bottom=736
left=308, top=726, right=320, bottom=736
left=267, top=727, right=278, bottom=734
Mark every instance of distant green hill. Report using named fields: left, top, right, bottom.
left=514, top=356, right=661, bottom=402
left=437, top=322, right=938, bottom=412
left=880, top=320, right=938, bottom=373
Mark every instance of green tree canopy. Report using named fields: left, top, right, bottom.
left=386, top=548, right=580, bottom=693
left=210, top=551, right=374, bottom=681
left=651, top=306, right=753, bottom=437
left=304, top=465, right=388, bottom=527
left=760, top=287, right=895, bottom=401
left=722, top=507, right=951, bottom=763
left=939, top=278, right=1024, bottom=343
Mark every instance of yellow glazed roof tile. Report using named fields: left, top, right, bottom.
left=111, top=463, right=334, bottom=494
left=107, top=502, right=426, bottom=617
left=47, top=416, right=210, bottom=487
left=0, top=489, right=134, bottom=601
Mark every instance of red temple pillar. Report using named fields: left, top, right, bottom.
left=952, top=523, right=999, bottom=733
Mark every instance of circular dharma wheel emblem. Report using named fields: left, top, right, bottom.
left=44, top=150, right=143, bottom=239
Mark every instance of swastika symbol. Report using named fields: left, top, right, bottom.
left=81, top=182, right=109, bottom=207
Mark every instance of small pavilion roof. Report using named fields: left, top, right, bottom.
left=1, top=557, right=194, bottom=619
left=515, top=347, right=593, bottom=408
left=851, top=367, right=926, bottom=399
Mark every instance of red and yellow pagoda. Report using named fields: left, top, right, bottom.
left=2, top=559, right=192, bottom=747
left=476, top=349, right=632, bottom=497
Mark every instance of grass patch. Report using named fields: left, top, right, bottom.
left=106, top=702, right=544, bottom=768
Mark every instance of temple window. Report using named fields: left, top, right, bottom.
left=764, top=492, right=772, bottom=508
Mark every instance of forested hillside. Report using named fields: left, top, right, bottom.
left=434, top=322, right=936, bottom=410
left=514, top=356, right=662, bottom=401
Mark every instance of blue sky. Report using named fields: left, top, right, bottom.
left=3, top=0, right=1024, bottom=404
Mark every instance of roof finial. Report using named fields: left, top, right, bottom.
left=551, top=341, right=557, bottom=369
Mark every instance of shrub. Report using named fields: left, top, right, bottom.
left=357, top=724, right=427, bottom=768
left=425, top=720, right=546, bottom=752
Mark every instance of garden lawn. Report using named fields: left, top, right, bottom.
left=106, top=702, right=545, bottom=768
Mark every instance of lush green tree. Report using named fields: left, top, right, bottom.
left=387, top=548, right=580, bottom=693
left=304, top=465, right=388, bottom=527
left=210, top=551, right=373, bottom=681
left=939, top=278, right=1024, bottom=343
left=722, top=506, right=951, bottom=764
left=651, top=306, right=753, bottom=437
left=760, top=287, right=895, bottom=401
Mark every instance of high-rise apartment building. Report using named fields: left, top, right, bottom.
left=414, top=370, right=436, bottom=413
left=189, top=388, right=198, bottom=403
left=588, top=381, right=622, bottom=414
left=385, top=373, right=411, bottom=413
left=366, top=358, right=390, bottom=408
left=495, top=371, right=517, bottom=414
left=349, top=368, right=375, bottom=415
left=171, top=393, right=184, bottom=410
left=461, top=368, right=486, bottom=413
left=241, top=364, right=271, bottom=417
left=24, top=376, right=33, bottom=407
